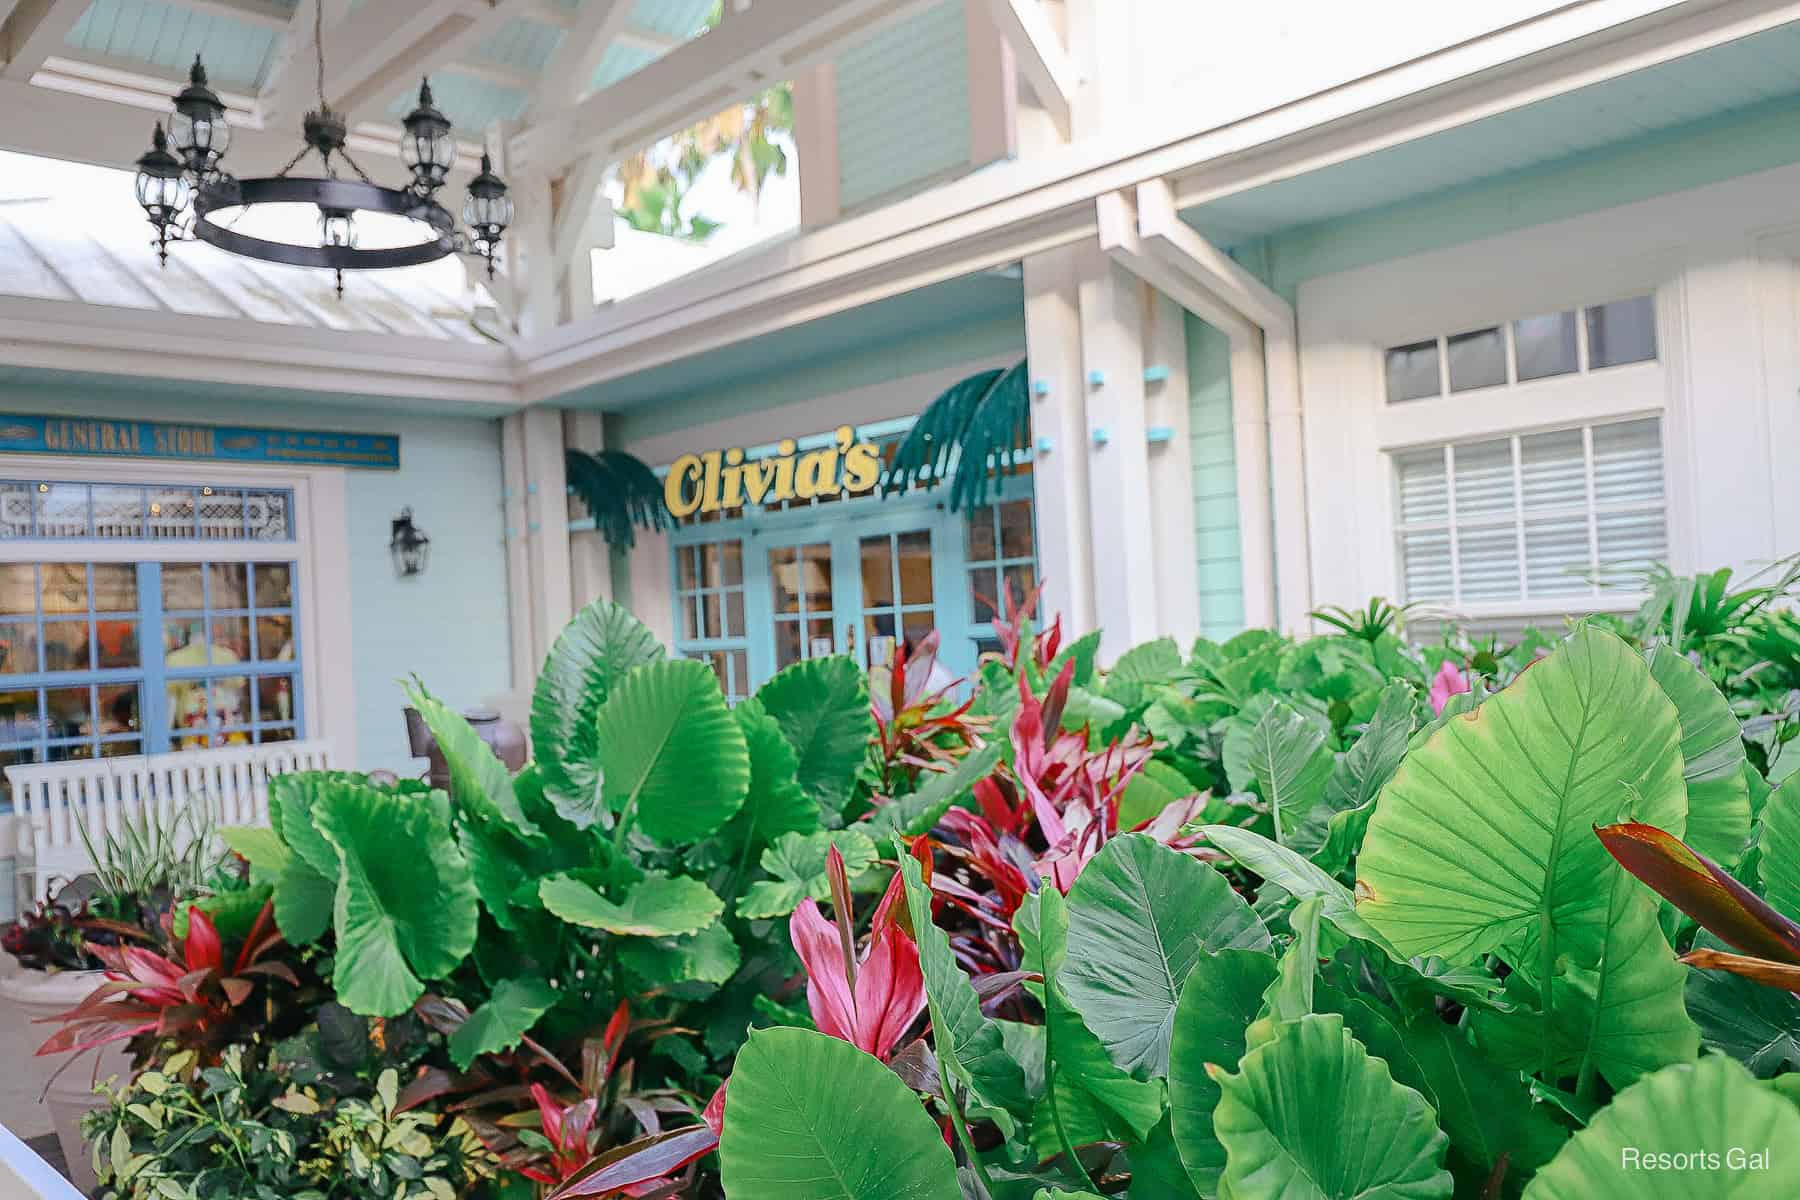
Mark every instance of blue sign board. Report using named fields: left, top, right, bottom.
left=0, top=413, right=400, bottom=470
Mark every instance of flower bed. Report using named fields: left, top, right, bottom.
left=11, top=561, right=1800, bottom=1198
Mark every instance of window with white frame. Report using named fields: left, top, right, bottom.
left=1381, top=293, right=1669, bottom=609
left=671, top=539, right=750, bottom=702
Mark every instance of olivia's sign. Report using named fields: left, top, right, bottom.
left=664, top=425, right=881, bottom=518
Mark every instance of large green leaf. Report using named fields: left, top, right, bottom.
left=1759, top=774, right=1800, bottom=918
left=1204, top=826, right=1393, bottom=951
left=754, top=656, right=875, bottom=814
left=273, top=857, right=334, bottom=945
left=716, top=698, right=820, bottom=863
left=1211, top=1013, right=1453, bottom=1200
left=863, top=740, right=1005, bottom=839
left=531, top=599, right=664, bottom=825
left=447, top=977, right=558, bottom=1070
left=1062, top=834, right=1270, bottom=1078
left=1684, top=930, right=1800, bottom=1076
left=597, top=658, right=749, bottom=844
left=737, top=829, right=877, bottom=920
left=1356, top=625, right=1687, bottom=966
left=719, top=1027, right=960, bottom=1200
left=538, top=871, right=723, bottom=937
left=898, top=852, right=1031, bottom=1118
left=617, top=922, right=741, bottom=987
left=268, top=772, right=350, bottom=879
left=1302, top=682, right=1416, bottom=869
left=1168, top=949, right=1280, bottom=1195
left=1521, top=1055, right=1800, bottom=1198
left=314, top=784, right=479, bottom=1016
left=1104, top=637, right=1183, bottom=710
left=1646, top=644, right=1750, bottom=868
left=1314, top=987, right=1567, bottom=1186
left=1469, top=870, right=1697, bottom=1089
left=405, top=685, right=540, bottom=839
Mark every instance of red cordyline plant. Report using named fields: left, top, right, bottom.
left=789, top=844, right=928, bottom=1062
left=868, top=630, right=990, bottom=795
left=36, top=899, right=295, bottom=1068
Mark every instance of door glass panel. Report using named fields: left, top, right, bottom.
left=770, top=542, right=836, bottom=671
left=860, top=528, right=936, bottom=667
left=861, top=536, right=894, bottom=607
left=0, top=565, right=34, bottom=614
left=41, top=563, right=89, bottom=613
left=896, top=531, right=933, bottom=604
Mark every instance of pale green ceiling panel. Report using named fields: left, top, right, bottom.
left=836, top=1, right=969, bottom=212
left=630, top=0, right=715, bottom=41
left=66, top=0, right=289, bottom=91
left=385, top=70, right=528, bottom=133
left=590, top=40, right=657, bottom=91
left=472, top=17, right=561, bottom=72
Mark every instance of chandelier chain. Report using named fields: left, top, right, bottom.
left=314, top=0, right=326, bottom=111
left=335, top=147, right=376, bottom=187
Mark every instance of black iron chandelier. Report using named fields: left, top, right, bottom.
left=133, top=3, right=512, bottom=296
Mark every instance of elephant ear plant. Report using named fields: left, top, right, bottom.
left=714, top=623, right=1800, bottom=1198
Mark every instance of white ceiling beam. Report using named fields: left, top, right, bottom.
left=551, top=153, right=615, bottom=272
left=1132, top=178, right=1291, bottom=335
left=2, top=0, right=89, bottom=81
left=1096, top=188, right=1252, bottom=343
left=512, top=0, right=945, bottom=174
left=258, top=0, right=351, bottom=126
left=0, top=2, right=24, bottom=34
left=527, top=0, right=632, bottom=119
left=521, top=0, right=680, bottom=52
left=614, top=26, right=682, bottom=55
left=979, top=0, right=1077, bottom=141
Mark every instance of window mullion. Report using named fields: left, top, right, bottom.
left=1583, top=425, right=1601, bottom=598
left=1511, top=435, right=1527, bottom=602
left=141, top=562, right=168, bottom=755
left=1444, top=444, right=1461, bottom=605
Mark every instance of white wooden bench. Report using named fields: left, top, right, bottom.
left=3, top=740, right=334, bottom=911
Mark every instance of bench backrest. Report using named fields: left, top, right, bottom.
left=4, top=741, right=334, bottom=900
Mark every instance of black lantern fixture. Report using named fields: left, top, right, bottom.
left=131, top=4, right=510, bottom=297
left=390, top=508, right=430, bottom=578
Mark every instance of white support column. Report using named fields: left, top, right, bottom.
left=1078, top=249, right=1160, bottom=660
left=521, top=408, right=573, bottom=663
left=1022, top=244, right=1094, bottom=636
left=791, top=63, right=841, bottom=227
left=499, top=414, right=535, bottom=692
left=1144, top=293, right=1200, bottom=646
left=488, top=122, right=557, bottom=337
left=1265, top=330, right=1313, bottom=631
left=564, top=409, right=613, bottom=610
left=966, top=0, right=1019, bottom=167
left=1229, top=330, right=1277, bottom=630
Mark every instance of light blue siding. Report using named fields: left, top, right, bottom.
left=1186, top=316, right=1245, bottom=640
left=834, top=1, right=970, bottom=212
left=67, top=0, right=286, bottom=91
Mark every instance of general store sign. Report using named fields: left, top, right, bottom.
left=664, top=424, right=881, bottom=517
left=0, top=413, right=400, bottom=469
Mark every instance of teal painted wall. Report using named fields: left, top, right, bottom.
left=0, top=379, right=511, bottom=776
left=1186, top=316, right=1245, bottom=640
left=607, top=311, right=1023, bottom=444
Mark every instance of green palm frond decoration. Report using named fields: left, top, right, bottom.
left=565, top=448, right=672, bottom=549
left=882, top=358, right=1030, bottom=511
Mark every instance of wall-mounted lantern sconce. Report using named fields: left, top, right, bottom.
left=390, top=507, right=431, bottom=578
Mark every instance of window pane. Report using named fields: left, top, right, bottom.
left=799, top=544, right=832, bottom=609
left=698, top=544, right=723, bottom=589
left=807, top=619, right=834, bottom=658
left=678, top=546, right=699, bottom=591
left=702, top=593, right=721, bottom=639
left=1385, top=339, right=1440, bottom=403
left=728, top=650, right=748, bottom=696
left=163, top=563, right=205, bottom=611
left=148, top=487, right=196, bottom=536
left=254, top=563, right=293, bottom=608
left=41, top=563, right=88, bottom=613
left=0, top=484, right=30, bottom=538
left=41, top=621, right=91, bottom=671
left=211, top=616, right=251, bottom=662
left=258, top=675, right=295, bottom=723
left=770, top=547, right=801, bottom=614
left=1514, top=311, right=1578, bottom=381
left=1525, top=518, right=1592, bottom=597
left=897, top=531, right=933, bottom=604
left=98, top=684, right=140, bottom=736
left=246, top=491, right=290, bottom=540
left=199, top=489, right=245, bottom=539
left=724, top=591, right=745, bottom=639
left=1394, top=449, right=1448, bottom=526
left=1519, top=429, right=1586, bottom=513
left=0, top=565, right=34, bottom=615
left=1586, top=296, right=1657, bottom=368
left=860, top=536, right=894, bottom=607
left=970, top=568, right=998, bottom=623
left=719, top=541, right=743, bottom=587
left=999, top=500, right=1034, bottom=559
left=1451, top=439, right=1514, bottom=520
left=212, top=677, right=252, bottom=727
left=0, top=692, right=42, bottom=743
left=96, top=620, right=139, bottom=669
left=168, top=677, right=209, bottom=732
left=966, top=506, right=996, bottom=562
left=258, top=726, right=296, bottom=745
left=0, top=623, right=37, bottom=675
left=681, top=597, right=699, bottom=642
left=257, top=615, right=295, bottom=661
left=1458, top=527, right=1520, bottom=603
left=45, top=686, right=91, bottom=739
left=35, top=484, right=88, bottom=537
left=48, top=743, right=95, bottom=762
left=902, top=612, right=936, bottom=651
left=209, top=562, right=249, bottom=609
left=775, top=621, right=802, bottom=670
left=1447, top=327, right=1506, bottom=392
left=1592, top=419, right=1664, bottom=508
left=1003, top=563, right=1037, bottom=612
left=166, top=619, right=206, bottom=658
left=1400, top=529, right=1452, bottom=601
left=91, top=564, right=137, bottom=611
left=91, top=487, right=145, bottom=537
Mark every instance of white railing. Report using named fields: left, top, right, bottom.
left=4, top=740, right=334, bottom=910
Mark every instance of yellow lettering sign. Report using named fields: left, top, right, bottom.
left=664, top=426, right=882, bottom=517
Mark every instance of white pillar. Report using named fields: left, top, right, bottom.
left=499, top=414, right=535, bottom=692
left=564, top=409, right=613, bottom=609
left=1265, top=329, right=1313, bottom=631
left=1022, top=244, right=1094, bottom=635
left=521, top=408, right=573, bottom=664
left=792, top=63, right=841, bottom=227
left=1145, top=293, right=1200, bottom=646
left=1078, top=250, right=1160, bottom=660
left=1229, top=329, right=1277, bottom=629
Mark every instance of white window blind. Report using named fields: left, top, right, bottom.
left=1394, top=417, right=1667, bottom=606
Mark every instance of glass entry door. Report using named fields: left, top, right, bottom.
left=856, top=528, right=937, bottom=670
left=763, top=537, right=840, bottom=671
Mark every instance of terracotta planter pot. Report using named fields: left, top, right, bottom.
left=0, top=967, right=128, bottom=1194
